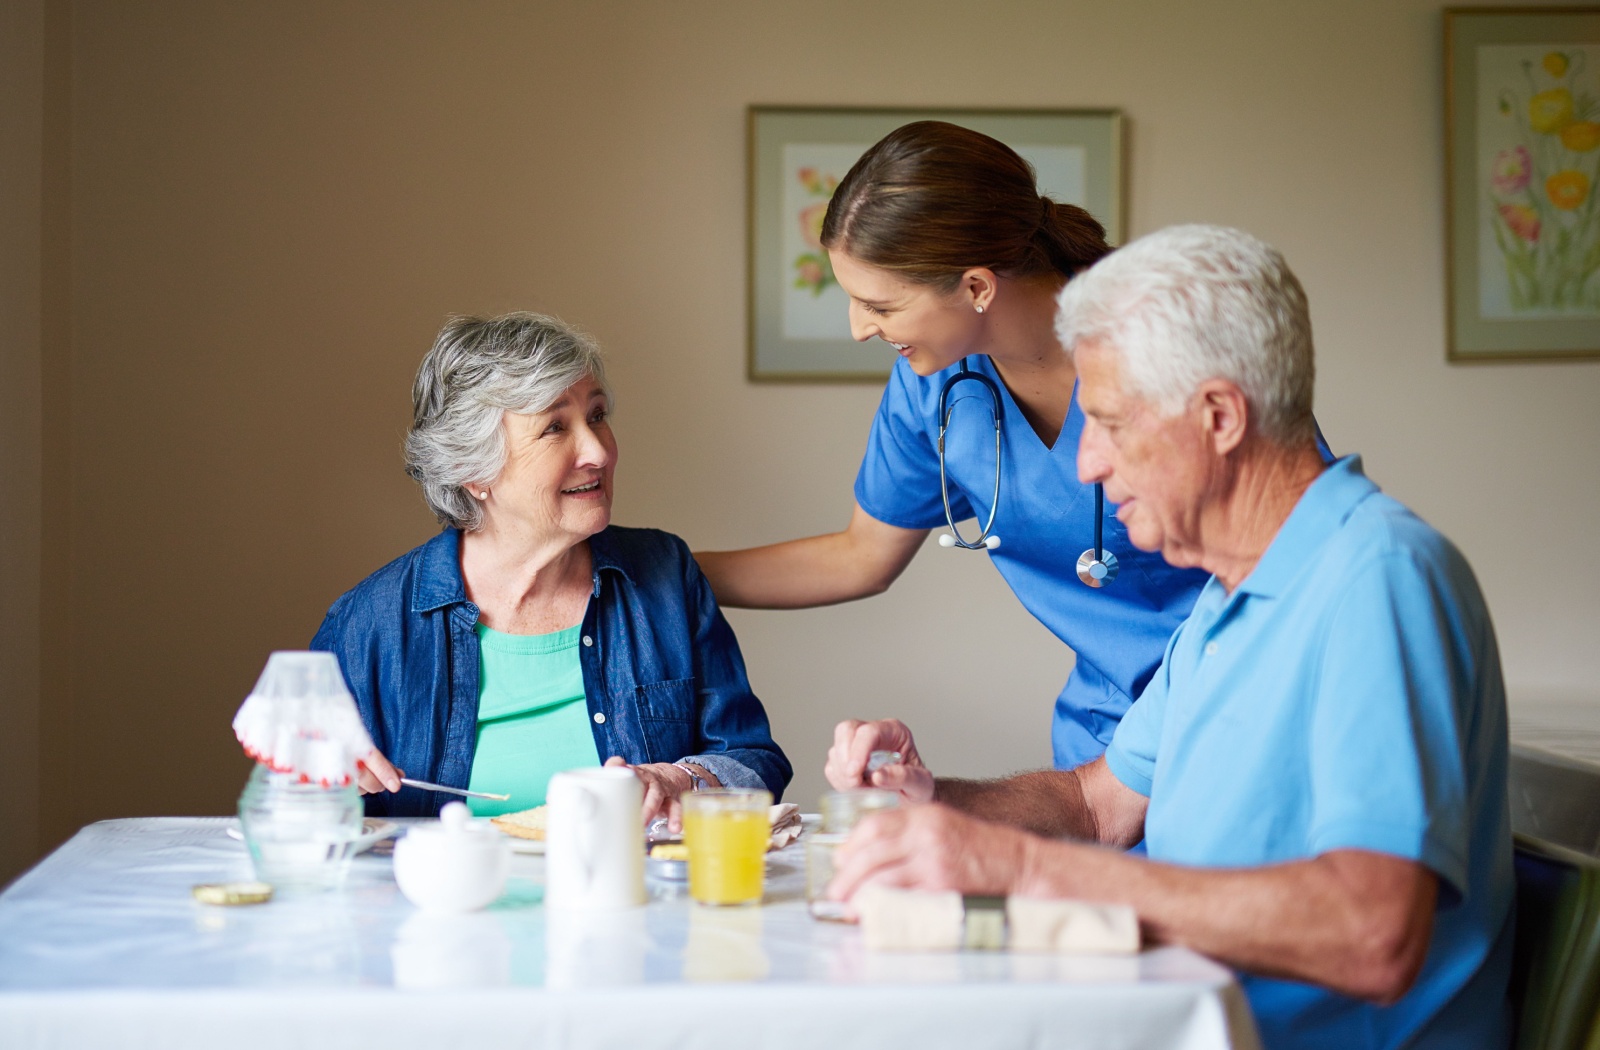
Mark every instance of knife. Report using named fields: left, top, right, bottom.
left=398, top=777, right=510, bottom=802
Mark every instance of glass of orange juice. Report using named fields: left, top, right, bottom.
left=681, top=789, right=771, bottom=906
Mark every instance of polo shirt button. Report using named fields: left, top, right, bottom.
left=593, top=712, right=606, bottom=724
left=1204, top=641, right=1219, bottom=655
left=582, top=635, right=593, bottom=647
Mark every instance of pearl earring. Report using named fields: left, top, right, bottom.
left=976, top=304, right=986, bottom=314
left=477, top=491, right=489, bottom=500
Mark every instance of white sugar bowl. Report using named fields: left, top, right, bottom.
left=393, top=802, right=511, bottom=912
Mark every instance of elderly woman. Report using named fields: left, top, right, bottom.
left=312, top=312, right=791, bottom=821
left=823, top=227, right=1512, bottom=1049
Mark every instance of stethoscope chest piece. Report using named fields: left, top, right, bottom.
left=1074, top=478, right=1119, bottom=589
left=1076, top=547, right=1119, bottom=588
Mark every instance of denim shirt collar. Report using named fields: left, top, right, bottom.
left=408, top=527, right=637, bottom=614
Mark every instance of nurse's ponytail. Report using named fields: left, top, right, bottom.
left=821, top=121, right=1112, bottom=291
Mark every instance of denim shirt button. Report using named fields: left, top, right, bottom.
left=582, top=635, right=593, bottom=647
left=593, top=712, right=606, bottom=724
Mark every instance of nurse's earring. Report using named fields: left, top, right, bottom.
left=975, top=304, right=986, bottom=314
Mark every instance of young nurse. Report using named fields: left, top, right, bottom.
left=696, top=121, right=1229, bottom=773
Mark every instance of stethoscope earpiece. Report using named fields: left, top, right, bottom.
left=938, top=531, right=1001, bottom=550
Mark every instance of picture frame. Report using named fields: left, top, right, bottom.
left=747, top=106, right=1125, bottom=382
left=1445, top=7, right=1600, bottom=362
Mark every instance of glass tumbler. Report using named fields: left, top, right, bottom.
left=237, top=763, right=362, bottom=891
left=807, top=788, right=901, bottom=920
left=681, top=789, right=772, bottom=906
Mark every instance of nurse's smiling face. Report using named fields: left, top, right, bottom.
left=829, top=250, right=986, bottom=377
left=1074, top=338, right=1216, bottom=571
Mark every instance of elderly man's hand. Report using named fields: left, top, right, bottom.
left=825, top=718, right=935, bottom=802
left=826, top=804, right=1038, bottom=903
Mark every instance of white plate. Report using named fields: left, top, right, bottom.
left=226, top=818, right=400, bottom=855
left=504, top=836, right=545, bottom=855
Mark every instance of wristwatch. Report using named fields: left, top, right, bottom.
left=674, top=762, right=709, bottom=792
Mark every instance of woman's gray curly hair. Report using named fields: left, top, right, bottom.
left=405, top=312, right=610, bottom=531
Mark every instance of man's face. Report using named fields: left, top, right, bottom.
left=1075, top=339, right=1213, bottom=570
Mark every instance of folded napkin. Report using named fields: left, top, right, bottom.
left=769, top=803, right=803, bottom=851
left=232, top=651, right=374, bottom=786
left=855, top=885, right=1139, bottom=954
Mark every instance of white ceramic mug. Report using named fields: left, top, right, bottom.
left=545, top=767, right=646, bottom=911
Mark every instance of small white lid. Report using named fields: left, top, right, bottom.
left=403, top=801, right=501, bottom=850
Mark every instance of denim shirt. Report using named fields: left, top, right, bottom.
left=311, top=525, right=792, bottom=817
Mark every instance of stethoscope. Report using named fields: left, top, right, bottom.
left=934, top=359, right=1120, bottom=589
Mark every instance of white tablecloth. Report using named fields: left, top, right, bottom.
left=0, top=818, right=1260, bottom=1050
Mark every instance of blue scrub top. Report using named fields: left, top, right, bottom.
left=854, top=355, right=1212, bottom=769
left=1106, top=456, right=1513, bottom=1048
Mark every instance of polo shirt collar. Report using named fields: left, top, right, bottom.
left=410, top=526, right=637, bottom=612
left=1234, top=455, right=1378, bottom=599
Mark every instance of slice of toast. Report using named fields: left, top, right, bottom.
left=490, top=805, right=548, bottom=841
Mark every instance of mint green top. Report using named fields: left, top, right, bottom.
left=466, top=623, right=601, bottom=817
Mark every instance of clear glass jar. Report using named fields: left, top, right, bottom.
left=818, top=788, right=900, bottom=833
left=237, top=763, right=362, bottom=891
left=808, top=789, right=902, bottom=920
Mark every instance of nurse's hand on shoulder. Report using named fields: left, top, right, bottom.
left=825, top=719, right=935, bottom=803
left=356, top=749, right=403, bottom=795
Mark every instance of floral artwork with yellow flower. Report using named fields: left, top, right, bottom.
left=791, top=167, right=841, bottom=296
left=1487, top=48, right=1600, bottom=312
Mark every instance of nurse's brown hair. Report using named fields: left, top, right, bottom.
left=820, top=121, right=1112, bottom=291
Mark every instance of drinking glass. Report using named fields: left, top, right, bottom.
left=807, top=788, right=901, bottom=920
left=681, top=789, right=771, bottom=906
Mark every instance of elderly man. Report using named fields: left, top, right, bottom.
left=825, top=226, right=1513, bottom=1049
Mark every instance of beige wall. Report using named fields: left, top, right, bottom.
left=1, top=0, right=45, bottom=883
left=6, top=0, right=1598, bottom=878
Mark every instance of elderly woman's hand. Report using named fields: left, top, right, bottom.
left=356, top=749, right=403, bottom=795
left=603, top=756, right=718, bottom=829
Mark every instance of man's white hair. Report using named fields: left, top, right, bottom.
left=1055, top=224, right=1315, bottom=445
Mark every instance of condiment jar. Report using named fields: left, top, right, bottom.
left=393, top=802, right=511, bottom=912
left=807, top=788, right=902, bottom=920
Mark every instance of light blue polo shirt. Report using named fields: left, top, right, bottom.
left=1105, top=456, right=1513, bottom=1050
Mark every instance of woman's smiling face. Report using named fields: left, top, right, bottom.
left=483, top=375, right=616, bottom=544
left=828, top=250, right=985, bottom=377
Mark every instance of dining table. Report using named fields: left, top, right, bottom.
left=0, top=816, right=1261, bottom=1050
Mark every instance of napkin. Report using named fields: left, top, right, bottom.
left=1005, top=894, right=1140, bottom=953
left=855, top=885, right=1140, bottom=954
left=769, top=803, right=803, bottom=850
left=232, top=651, right=374, bottom=787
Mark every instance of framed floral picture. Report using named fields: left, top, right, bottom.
left=747, top=106, right=1124, bottom=381
left=1446, top=7, right=1600, bottom=361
